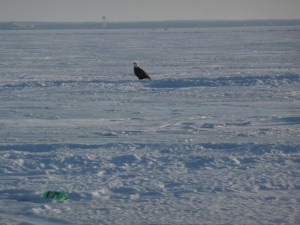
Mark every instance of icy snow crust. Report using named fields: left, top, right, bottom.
left=0, top=25, right=300, bottom=224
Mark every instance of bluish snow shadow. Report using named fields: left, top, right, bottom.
left=145, top=73, right=299, bottom=89
left=1, top=73, right=298, bottom=90
left=0, top=189, right=49, bottom=203
left=0, top=142, right=298, bottom=154
left=272, top=116, right=300, bottom=125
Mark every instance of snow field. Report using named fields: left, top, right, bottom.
left=0, top=24, right=300, bottom=224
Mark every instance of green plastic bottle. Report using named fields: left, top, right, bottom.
left=42, top=191, right=69, bottom=200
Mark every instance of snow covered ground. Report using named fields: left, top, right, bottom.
left=0, top=24, right=300, bottom=224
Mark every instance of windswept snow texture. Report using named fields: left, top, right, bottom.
left=1, top=25, right=300, bottom=225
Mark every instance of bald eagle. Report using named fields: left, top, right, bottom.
left=133, top=62, right=151, bottom=80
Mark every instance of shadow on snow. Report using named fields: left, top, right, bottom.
left=1, top=73, right=298, bottom=90
left=146, top=73, right=299, bottom=89
left=0, top=142, right=298, bottom=154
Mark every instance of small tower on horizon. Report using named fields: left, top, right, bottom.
left=102, top=16, right=107, bottom=28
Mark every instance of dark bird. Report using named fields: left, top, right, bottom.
left=133, top=62, right=151, bottom=80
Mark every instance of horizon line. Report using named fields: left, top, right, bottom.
left=1, top=18, right=300, bottom=24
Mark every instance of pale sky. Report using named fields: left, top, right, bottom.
left=0, top=0, right=299, bottom=22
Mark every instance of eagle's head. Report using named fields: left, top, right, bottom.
left=133, top=61, right=139, bottom=68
